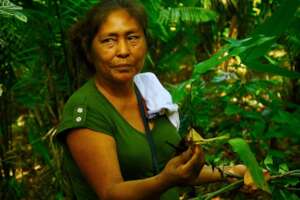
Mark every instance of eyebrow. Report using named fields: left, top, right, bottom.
left=102, top=30, right=141, bottom=37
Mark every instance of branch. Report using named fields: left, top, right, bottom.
left=270, top=170, right=300, bottom=180
left=189, top=180, right=243, bottom=200
left=191, top=169, right=300, bottom=200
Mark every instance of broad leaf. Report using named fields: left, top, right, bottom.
left=192, top=46, right=230, bottom=76
left=228, top=138, right=270, bottom=193
left=244, top=60, right=300, bottom=79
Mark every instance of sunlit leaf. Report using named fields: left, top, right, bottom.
left=13, top=11, right=27, bottom=22
left=228, top=138, right=270, bottom=193
left=264, top=154, right=273, bottom=171
left=0, top=0, right=27, bottom=22
left=192, top=46, right=230, bottom=76
left=159, top=7, right=218, bottom=25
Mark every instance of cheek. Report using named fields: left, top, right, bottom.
left=133, top=43, right=147, bottom=60
left=92, top=47, right=115, bottom=65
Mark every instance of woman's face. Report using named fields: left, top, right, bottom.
left=90, top=9, right=147, bottom=83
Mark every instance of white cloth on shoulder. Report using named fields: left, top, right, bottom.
left=134, top=72, right=180, bottom=130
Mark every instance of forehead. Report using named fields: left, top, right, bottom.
left=97, top=9, right=143, bottom=36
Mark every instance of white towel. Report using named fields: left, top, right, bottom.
left=134, top=72, right=180, bottom=130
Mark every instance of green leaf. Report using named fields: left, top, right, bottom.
left=228, top=138, right=270, bottom=193
left=192, top=46, right=230, bottom=76
left=55, top=192, right=64, bottom=200
left=224, top=104, right=241, bottom=115
left=228, top=36, right=275, bottom=58
left=273, top=189, right=300, bottom=200
left=159, top=7, right=218, bottom=25
left=28, top=130, right=51, bottom=165
left=0, top=0, right=27, bottom=22
left=13, top=11, right=27, bottom=22
left=27, top=118, right=51, bottom=165
left=278, top=163, right=289, bottom=174
left=281, top=177, right=300, bottom=187
left=168, top=79, right=194, bottom=103
left=264, top=154, right=273, bottom=171
left=241, top=110, right=262, bottom=120
left=240, top=37, right=276, bottom=62
left=272, top=110, right=296, bottom=124
left=8, top=177, right=24, bottom=198
left=253, top=0, right=300, bottom=37
left=192, top=35, right=277, bottom=77
left=244, top=60, right=300, bottom=79
left=252, top=120, right=266, bottom=138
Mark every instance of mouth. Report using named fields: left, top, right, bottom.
left=112, top=64, right=132, bottom=71
left=113, top=64, right=131, bottom=67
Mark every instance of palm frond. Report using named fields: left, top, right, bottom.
left=0, top=0, right=27, bottom=22
left=159, top=7, right=218, bottom=25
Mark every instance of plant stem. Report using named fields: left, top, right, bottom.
left=193, top=135, right=230, bottom=145
left=202, top=180, right=243, bottom=200
left=270, top=170, right=300, bottom=180
left=189, top=180, right=243, bottom=200
left=190, top=169, right=300, bottom=200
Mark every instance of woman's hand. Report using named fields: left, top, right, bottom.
left=225, top=165, right=271, bottom=193
left=242, top=168, right=271, bottom=192
left=225, top=164, right=247, bottom=180
left=159, top=145, right=205, bottom=187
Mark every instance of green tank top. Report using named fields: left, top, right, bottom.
left=57, top=78, right=182, bottom=200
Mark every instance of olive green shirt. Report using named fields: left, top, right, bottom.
left=57, top=78, right=181, bottom=200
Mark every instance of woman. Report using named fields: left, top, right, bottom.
left=57, top=0, right=246, bottom=199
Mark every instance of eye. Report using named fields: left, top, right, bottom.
left=127, top=35, right=140, bottom=41
left=101, top=37, right=116, bottom=44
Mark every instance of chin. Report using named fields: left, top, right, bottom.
left=112, top=72, right=136, bottom=83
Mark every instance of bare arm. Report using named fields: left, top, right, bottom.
left=66, top=128, right=205, bottom=200
left=66, top=128, right=170, bottom=200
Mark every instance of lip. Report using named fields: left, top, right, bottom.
left=114, top=63, right=131, bottom=67
left=112, top=64, right=132, bottom=68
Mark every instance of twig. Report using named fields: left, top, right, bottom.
left=286, top=187, right=300, bottom=191
left=270, top=170, right=300, bottom=180
left=202, top=180, right=243, bottom=200
left=189, top=179, right=243, bottom=200
left=190, top=169, right=300, bottom=200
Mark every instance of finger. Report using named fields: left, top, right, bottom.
left=182, top=146, right=204, bottom=172
left=192, top=145, right=205, bottom=165
left=232, top=164, right=247, bottom=177
left=197, top=145, right=205, bottom=165
left=178, top=147, right=193, bottom=163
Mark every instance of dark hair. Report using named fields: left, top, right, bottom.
left=68, top=0, right=148, bottom=76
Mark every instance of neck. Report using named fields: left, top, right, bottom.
left=94, top=76, right=135, bottom=98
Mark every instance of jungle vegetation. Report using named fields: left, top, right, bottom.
left=1, top=0, right=300, bottom=199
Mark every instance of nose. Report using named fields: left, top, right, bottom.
left=117, top=39, right=130, bottom=58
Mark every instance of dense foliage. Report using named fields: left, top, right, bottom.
left=1, top=0, right=300, bottom=199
